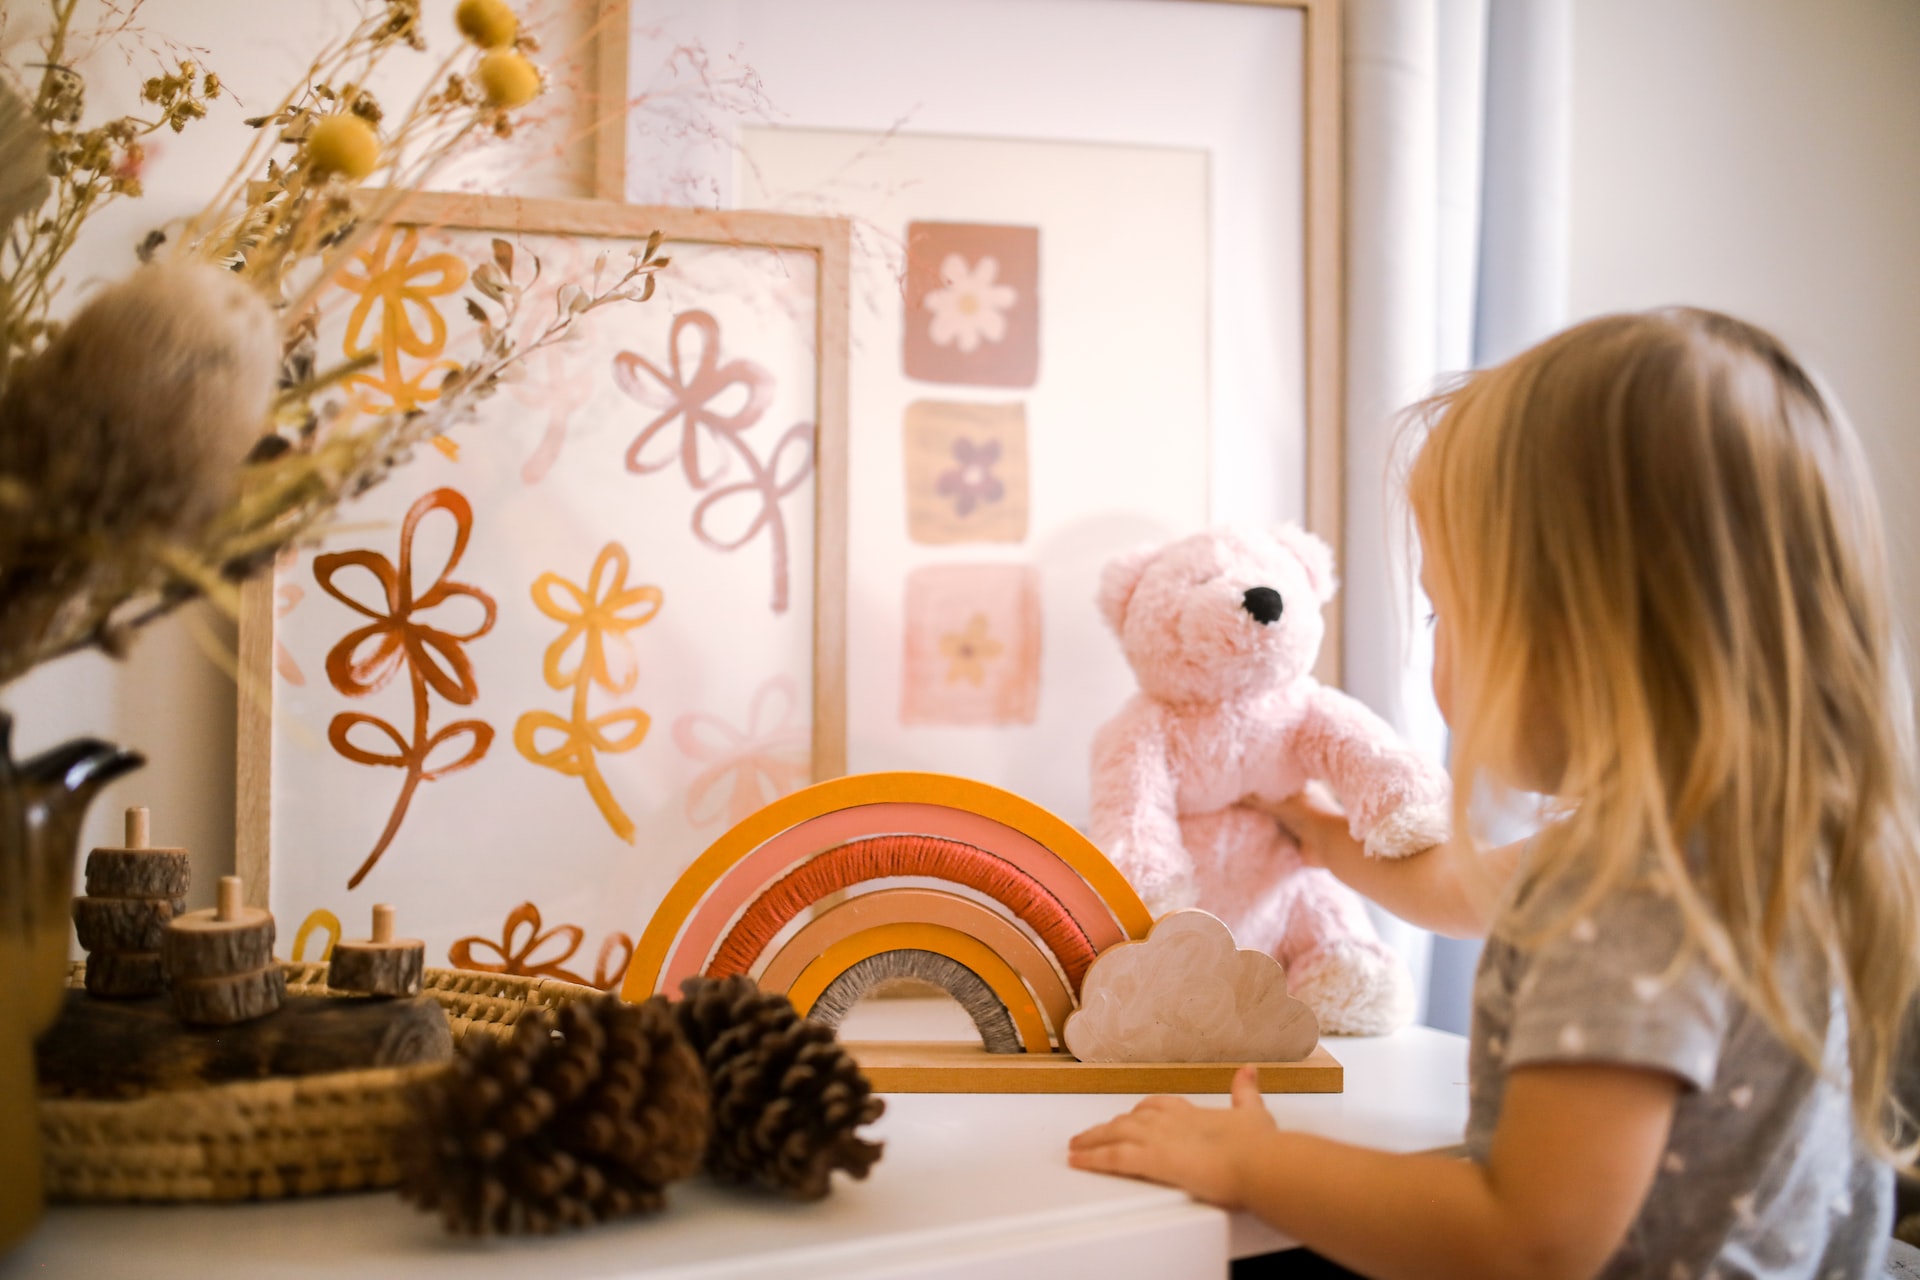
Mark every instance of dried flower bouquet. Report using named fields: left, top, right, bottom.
left=0, top=0, right=663, bottom=689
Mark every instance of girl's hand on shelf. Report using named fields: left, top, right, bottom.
left=1067, top=1064, right=1277, bottom=1210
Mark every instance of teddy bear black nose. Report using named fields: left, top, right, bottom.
left=1242, top=586, right=1284, bottom=626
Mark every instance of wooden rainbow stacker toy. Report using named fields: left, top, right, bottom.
left=623, top=772, right=1342, bottom=1093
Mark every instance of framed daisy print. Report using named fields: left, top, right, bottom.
left=607, top=0, right=1341, bottom=830
left=236, top=193, right=849, bottom=993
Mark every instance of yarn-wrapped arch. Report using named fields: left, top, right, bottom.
left=706, top=833, right=1098, bottom=990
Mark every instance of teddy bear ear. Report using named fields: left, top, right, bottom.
left=1270, top=523, right=1339, bottom=599
left=1096, top=547, right=1156, bottom=635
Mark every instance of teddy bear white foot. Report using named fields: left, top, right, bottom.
left=1286, top=939, right=1415, bottom=1036
left=1362, top=799, right=1451, bottom=860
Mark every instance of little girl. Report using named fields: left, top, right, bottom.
left=1069, top=308, right=1920, bottom=1279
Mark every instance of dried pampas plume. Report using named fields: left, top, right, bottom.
left=0, top=260, right=280, bottom=545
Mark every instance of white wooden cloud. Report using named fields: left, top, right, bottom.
left=1062, top=910, right=1319, bottom=1064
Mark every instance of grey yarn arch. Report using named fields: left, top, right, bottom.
left=804, top=948, right=1023, bottom=1054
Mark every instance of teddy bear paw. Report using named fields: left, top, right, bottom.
left=1363, top=799, right=1450, bottom=860
left=1287, top=939, right=1415, bottom=1036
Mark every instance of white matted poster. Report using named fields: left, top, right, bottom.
left=738, top=127, right=1208, bottom=824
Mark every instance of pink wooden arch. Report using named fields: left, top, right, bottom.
left=660, top=801, right=1128, bottom=994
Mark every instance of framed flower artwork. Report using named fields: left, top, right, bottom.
left=608, top=0, right=1341, bottom=830
left=236, top=193, right=849, bottom=993
left=903, top=222, right=1041, bottom=388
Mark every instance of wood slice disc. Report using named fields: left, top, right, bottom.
left=163, top=907, right=276, bottom=980
left=83, top=847, right=190, bottom=900
left=170, top=965, right=287, bottom=1025
left=71, top=896, right=188, bottom=954
left=82, top=950, right=165, bottom=999
left=327, top=938, right=425, bottom=997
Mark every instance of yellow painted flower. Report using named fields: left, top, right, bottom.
left=941, top=613, right=1003, bottom=686
left=516, top=543, right=660, bottom=842
left=529, top=542, right=662, bottom=695
left=333, top=226, right=468, bottom=414
left=291, top=909, right=341, bottom=961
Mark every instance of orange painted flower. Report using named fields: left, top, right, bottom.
left=318, top=489, right=495, bottom=703
left=449, top=901, right=589, bottom=985
left=315, top=487, right=497, bottom=888
left=274, top=580, right=306, bottom=685
left=592, top=932, right=635, bottom=991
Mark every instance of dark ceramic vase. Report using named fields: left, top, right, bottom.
left=0, top=713, right=142, bottom=1253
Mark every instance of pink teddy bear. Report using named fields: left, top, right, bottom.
left=1088, top=524, right=1450, bottom=1034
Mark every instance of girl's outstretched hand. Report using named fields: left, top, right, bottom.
left=1067, top=1063, right=1277, bottom=1210
left=1260, top=783, right=1355, bottom=870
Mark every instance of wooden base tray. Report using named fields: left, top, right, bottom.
left=848, top=1040, right=1343, bottom=1094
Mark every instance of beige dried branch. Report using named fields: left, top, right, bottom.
left=0, top=0, right=662, bottom=688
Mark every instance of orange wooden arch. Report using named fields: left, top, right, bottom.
left=623, top=772, right=1151, bottom=1002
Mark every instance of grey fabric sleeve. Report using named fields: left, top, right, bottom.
left=1503, top=887, right=1731, bottom=1091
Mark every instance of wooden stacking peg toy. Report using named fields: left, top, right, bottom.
left=328, top=904, right=425, bottom=998
left=73, top=806, right=191, bottom=998
left=163, top=874, right=286, bottom=1025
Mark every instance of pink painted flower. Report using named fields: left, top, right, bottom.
left=674, top=675, right=810, bottom=828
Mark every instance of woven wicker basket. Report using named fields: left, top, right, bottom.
left=38, top=963, right=598, bottom=1203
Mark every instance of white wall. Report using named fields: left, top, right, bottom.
left=2, top=0, right=594, bottom=910
left=1567, top=0, right=1920, bottom=649
left=15, top=0, right=1918, bottom=915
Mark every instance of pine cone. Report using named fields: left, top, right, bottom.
left=401, top=994, right=710, bottom=1234
left=675, top=974, right=885, bottom=1200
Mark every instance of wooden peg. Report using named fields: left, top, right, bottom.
left=165, top=891, right=276, bottom=976
left=327, top=902, right=425, bottom=998
left=164, top=874, right=282, bottom=1024
left=74, top=806, right=190, bottom=999
left=82, top=808, right=189, bottom=901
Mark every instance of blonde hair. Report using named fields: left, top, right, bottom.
left=1407, top=307, right=1920, bottom=1157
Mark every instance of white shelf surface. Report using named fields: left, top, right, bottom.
left=5, top=1000, right=1467, bottom=1279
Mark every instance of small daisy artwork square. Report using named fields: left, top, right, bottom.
left=903, top=399, right=1029, bottom=545
left=900, top=563, right=1042, bottom=726
left=903, top=221, right=1040, bottom=388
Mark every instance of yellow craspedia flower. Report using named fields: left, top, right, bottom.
left=455, top=0, right=518, bottom=50
left=306, top=114, right=380, bottom=181
left=477, top=49, right=540, bottom=110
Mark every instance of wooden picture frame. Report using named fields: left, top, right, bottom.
left=596, top=0, right=1345, bottom=683
left=594, top=2, right=1344, bottom=840
left=236, top=194, right=849, bottom=989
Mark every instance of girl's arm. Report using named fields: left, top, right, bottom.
left=1070, top=1061, right=1681, bottom=1280
left=1263, top=787, right=1525, bottom=939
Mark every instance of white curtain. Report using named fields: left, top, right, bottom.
left=1342, top=0, right=1571, bottom=1030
